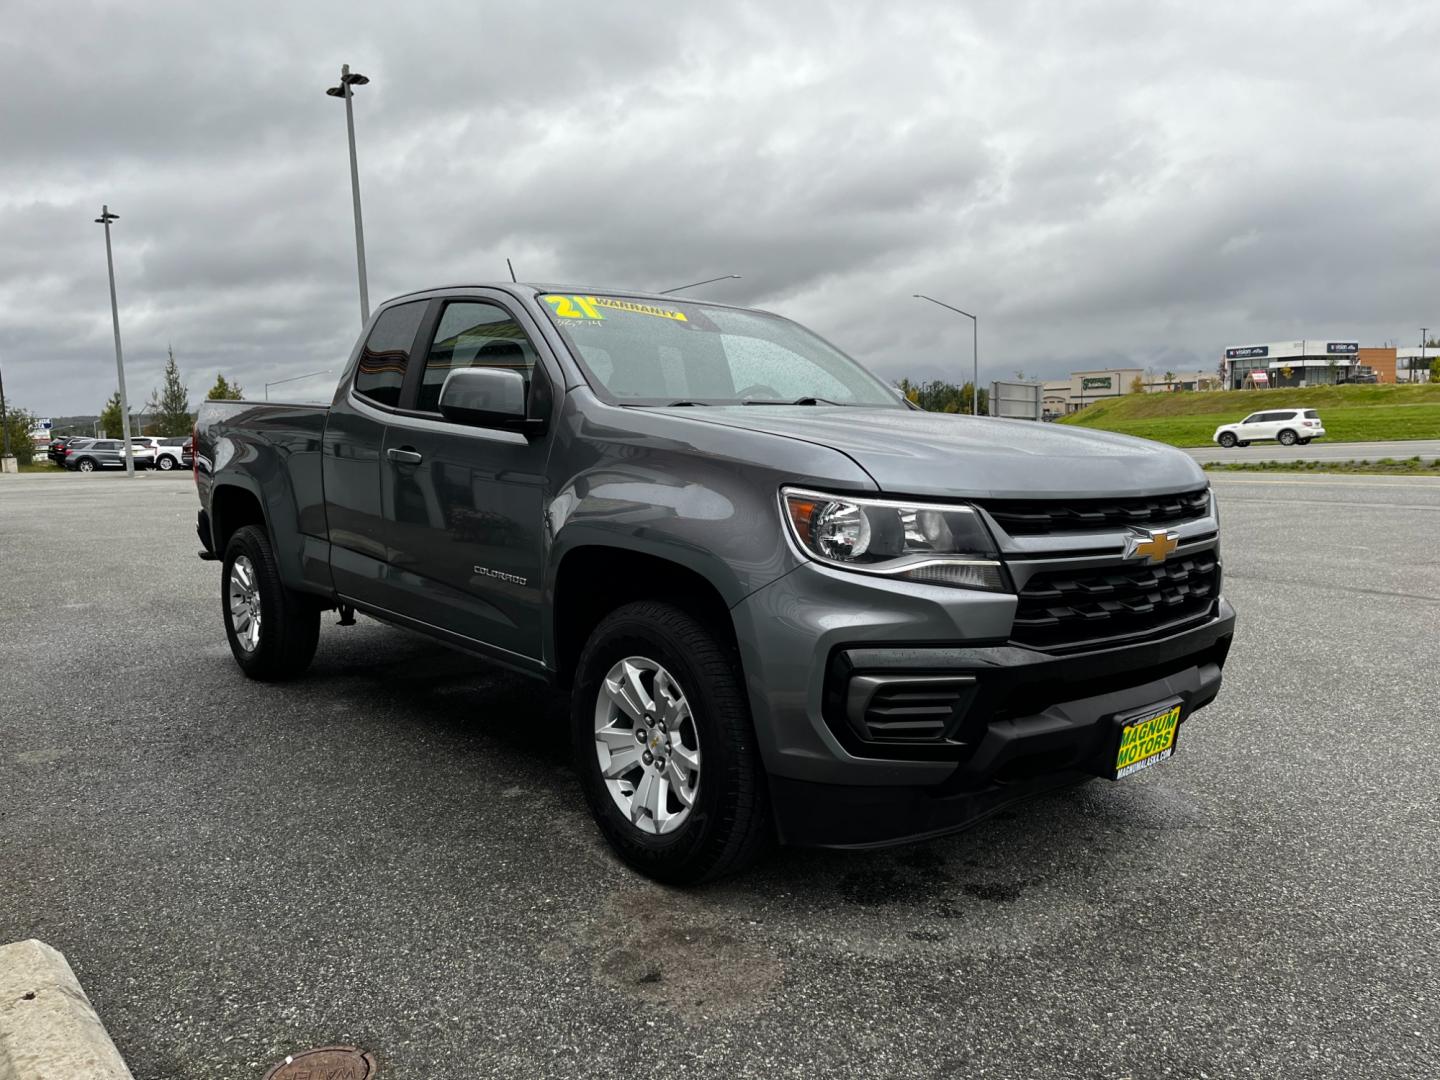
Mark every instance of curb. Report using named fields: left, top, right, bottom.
left=0, top=940, right=133, bottom=1079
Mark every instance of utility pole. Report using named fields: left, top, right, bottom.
left=326, top=65, right=372, bottom=325
left=0, top=357, right=13, bottom=471
left=1422, top=329, right=1429, bottom=386
left=95, top=206, right=135, bottom=477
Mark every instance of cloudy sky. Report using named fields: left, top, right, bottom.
left=3, top=0, right=1438, bottom=417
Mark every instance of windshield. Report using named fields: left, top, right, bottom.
left=538, top=292, right=904, bottom=407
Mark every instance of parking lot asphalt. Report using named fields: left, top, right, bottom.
left=2, top=470, right=1438, bottom=1080
left=1186, top=436, right=1440, bottom=464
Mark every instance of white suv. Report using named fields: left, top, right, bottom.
left=1213, top=408, right=1325, bottom=448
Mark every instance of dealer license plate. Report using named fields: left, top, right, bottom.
left=1113, top=702, right=1182, bottom=780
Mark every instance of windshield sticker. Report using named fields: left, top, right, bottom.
left=592, top=297, right=687, bottom=322
left=544, top=295, right=605, bottom=320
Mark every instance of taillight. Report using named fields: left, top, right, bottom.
left=64, top=448, right=74, bottom=456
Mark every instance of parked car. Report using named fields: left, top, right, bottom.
left=153, top=436, right=191, bottom=471
left=128, top=437, right=159, bottom=468
left=194, top=283, right=1235, bottom=883
left=181, top=438, right=194, bottom=469
left=48, top=436, right=87, bottom=464
left=1213, top=408, right=1325, bottom=448
left=64, top=439, right=129, bottom=471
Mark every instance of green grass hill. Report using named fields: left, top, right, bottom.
left=1057, top=383, right=1440, bottom=447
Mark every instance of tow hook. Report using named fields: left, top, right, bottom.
left=336, top=603, right=356, bottom=626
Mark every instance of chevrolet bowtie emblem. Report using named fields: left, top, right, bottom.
left=1125, top=528, right=1180, bottom=564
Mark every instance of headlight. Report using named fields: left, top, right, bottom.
left=782, top=487, right=1008, bottom=591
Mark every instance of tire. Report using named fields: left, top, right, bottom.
left=221, top=524, right=320, bottom=681
left=1237, top=441, right=1250, bottom=448
left=571, top=600, right=771, bottom=884
left=157, top=455, right=175, bottom=471
left=77, top=458, right=95, bottom=473
left=1299, top=438, right=1311, bottom=446
left=1217, top=432, right=1237, bottom=448
left=1278, top=429, right=1298, bottom=446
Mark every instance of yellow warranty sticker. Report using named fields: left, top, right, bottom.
left=592, top=297, right=687, bottom=322
left=543, top=295, right=604, bottom=319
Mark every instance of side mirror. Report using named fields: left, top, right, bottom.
left=438, top=367, right=543, bottom=434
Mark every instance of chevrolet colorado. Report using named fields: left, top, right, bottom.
left=194, top=284, right=1235, bottom=883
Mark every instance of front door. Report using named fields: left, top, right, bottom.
left=375, top=293, right=556, bottom=666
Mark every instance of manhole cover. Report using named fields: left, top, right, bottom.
left=263, top=1046, right=378, bottom=1080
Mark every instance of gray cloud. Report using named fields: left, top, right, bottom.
left=2, top=0, right=1438, bottom=416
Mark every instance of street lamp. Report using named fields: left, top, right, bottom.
left=265, top=369, right=332, bottom=401
left=913, top=294, right=980, bottom=416
left=659, top=274, right=741, bottom=295
left=95, top=205, right=135, bottom=477
left=326, top=64, right=372, bottom=326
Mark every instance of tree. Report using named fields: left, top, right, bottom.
left=894, top=378, right=987, bottom=415
left=98, top=391, right=123, bottom=438
left=146, top=347, right=194, bottom=435
left=1431, top=357, right=1440, bottom=384
left=1163, top=370, right=1176, bottom=389
left=205, top=374, right=244, bottom=400
left=2, top=405, right=38, bottom=465
left=1129, top=375, right=1145, bottom=394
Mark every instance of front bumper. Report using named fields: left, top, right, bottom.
left=732, top=560, right=1236, bottom=848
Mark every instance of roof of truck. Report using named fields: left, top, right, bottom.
left=382, top=282, right=756, bottom=313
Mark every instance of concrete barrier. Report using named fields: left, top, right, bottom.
left=0, top=940, right=133, bottom=1079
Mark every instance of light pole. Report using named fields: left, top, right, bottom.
left=659, top=274, right=741, bottom=295
left=95, top=206, right=135, bottom=477
left=326, top=64, right=371, bottom=326
left=0, top=357, right=12, bottom=470
left=265, top=369, right=332, bottom=401
left=913, top=294, right=980, bottom=416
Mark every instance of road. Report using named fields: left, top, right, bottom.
left=2, top=472, right=1438, bottom=1080
left=1186, top=437, right=1440, bottom=464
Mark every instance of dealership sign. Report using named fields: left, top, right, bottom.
left=1081, top=376, right=1112, bottom=390
left=1226, top=345, right=1269, bottom=359
left=1327, top=342, right=1358, bottom=354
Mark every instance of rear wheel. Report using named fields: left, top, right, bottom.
left=158, top=455, right=175, bottom=471
left=572, top=601, right=771, bottom=884
left=77, top=458, right=95, bottom=473
left=221, top=524, right=320, bottom=681
left=1278, top=429, right=1298, bottom=446
left=1217, top=432, right=1237, bottom=448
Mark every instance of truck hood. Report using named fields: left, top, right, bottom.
left=657, top=406, right=1206, bottom=499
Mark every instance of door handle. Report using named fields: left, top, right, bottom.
left=387, top=447, right=423, bottom=465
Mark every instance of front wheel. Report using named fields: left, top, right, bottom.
left=572, top=601, right=771, bottom=884
left=1217, top=432, right=1237, bottom=448
left=157, top=456, right=175, bottom=471
left=221, top=525, right=320, bottom=681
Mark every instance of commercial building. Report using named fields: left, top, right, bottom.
left=1042, top=369, right=1216, bottom=417
left=1222, top=340, right=1360, bottom=389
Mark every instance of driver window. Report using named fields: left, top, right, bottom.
left=418, top=302, right=540, bottom=414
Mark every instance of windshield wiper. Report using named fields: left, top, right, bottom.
left=741, top=396, right=848, bottom=406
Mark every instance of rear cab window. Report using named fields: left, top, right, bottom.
left=1303, top=410, right=1319, bottom=419
left=354, top=301, right=428, bottom=407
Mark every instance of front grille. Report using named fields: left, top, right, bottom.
left=1011, top=552, right=1219, bottom=650
left=981, top=488, right=1210, bottom=536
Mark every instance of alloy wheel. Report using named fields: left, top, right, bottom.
left=228, top=555, right=263, bottom=652
left=594, top=656, right=701, bottom=835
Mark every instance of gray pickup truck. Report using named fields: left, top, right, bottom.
left=194, top=284, right=1235, bottom=882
